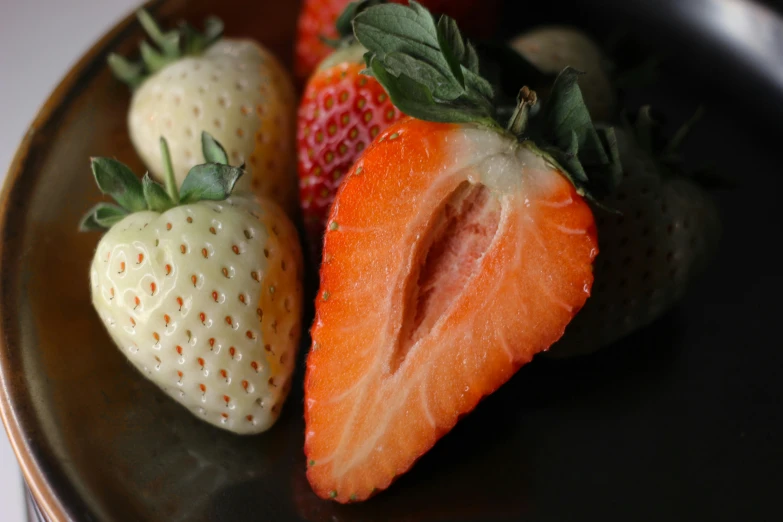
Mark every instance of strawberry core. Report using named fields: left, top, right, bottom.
left=393, top=182, right=501, bottom=372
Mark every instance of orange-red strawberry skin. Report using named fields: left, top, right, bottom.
left=297, top=61, right=403, bottom=257
left=304, top=118, right=598, bottom=502
left=294, top=0, right=501, bottom=82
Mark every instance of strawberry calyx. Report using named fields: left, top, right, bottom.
left=621, top=105, right=729, bottom=188
left=353, top=1, right=622, bottom=200
left=320, top=0, right=387, bottom=50
left=108, top=9, right=224, bottom=90
left=625, top=105, right=702, bottom=171
left=316, top=1, right=388, bottom=72
left=354, top=2, right=495, bottom=126
left=79, top=133, right=243, bottom=231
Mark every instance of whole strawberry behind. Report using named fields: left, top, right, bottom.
left=81, top=133, right=303, bottom=434
left=297, top=1, right=406, bottom=260
left=549, top=107, right=721, bottom=358
left=109, top=11, right=298, bottom=216
left=501, top=25, right=722, bottom=357
left=304, top=1, right=622, bottom=502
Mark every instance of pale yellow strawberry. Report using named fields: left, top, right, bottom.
left=82, top=134, right=303, bottom=433
left=110, top=11, right=297, bottom=215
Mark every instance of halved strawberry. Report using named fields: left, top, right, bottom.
left=304, top=2, right=621, bottom=502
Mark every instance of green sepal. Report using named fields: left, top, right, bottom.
left=203, top=17, right=224, bottom=44
left=337, top=1, right=384, bottom=39
left=107, top=54, right=145, bottom=89
left=109, top=9, right=224, bottom=90
left=596, top=126, right=622, bottom=194
left=140, top=40, right=173, bottom=74
left=622, top=105, right=728, bottom=188
left=464, top=42, right=479, bottom=74
left=367, top=58, right=494, bottom=126
left=81, top=133, right=244, bottom=234
left=201, top=131, right=229, bottom=165
left=354, top=1, right=497, bottom=127
left=142, top=173, right=173, bottom=212
left=321, top=0, right=388, bottom=50
left=137, top=9, right=180, bottom=58
left=90, top=157, right=146, bottom=212
left=79, top=203, right=128, bottom=232
left=179, top=17, right=224, bottom=55
left=526, top=67, right=622, bottom=198
left=437, top=16, right=466, bottom=87
left=178, top=164, right=244, bottom=204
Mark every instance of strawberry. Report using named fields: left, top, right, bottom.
left=550, top=107, right=721, bottom=357
left=304, top=2, right=621, bottom=502
left=510, top=26, right=615, bottom=121
left=297, top=2, right=405, bottom=258
left=294, top=0, right=502, bottom=82
left=81, top=133, right=303, bottom=434
left=109, top=11, right=297, bottom=213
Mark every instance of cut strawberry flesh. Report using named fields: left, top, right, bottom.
left=396, top=182, right=501, bottom=370
left=305, top=119, right=597, bottom=502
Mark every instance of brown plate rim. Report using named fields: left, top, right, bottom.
left=0, top=1, right=160, bottom=520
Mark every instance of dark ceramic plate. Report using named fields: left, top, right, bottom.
left=2, top=0, right=782, bottom=521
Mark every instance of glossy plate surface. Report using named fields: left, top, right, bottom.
left=1, top=0, right=781, bottom=520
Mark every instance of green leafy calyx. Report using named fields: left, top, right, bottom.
left=79, top=132, right=243, bottom=232
left=322, top=0, right=387, bottom=49
left=622, top=105, right=725, bottom=188
left=524, top=67, right=623, bottom=200
left=107, top=9, right=223, bottom=89
left=353, top=1, right=495, bottom=127
left=353, top=1, right=622, bottom=200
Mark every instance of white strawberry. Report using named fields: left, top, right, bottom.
left=510, top=26, right=615, bottom=121
left=550, top=107, right=721, bottom=357
left=109, top=10, right=297, bottom=214
left=82, top=133, right=303, bottom=433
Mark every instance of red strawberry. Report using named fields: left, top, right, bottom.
left=297, top=43, right=404, bottom=258
left=304, top=2, right=621, bottom=502
left=294, top=0, right=502, bottom=82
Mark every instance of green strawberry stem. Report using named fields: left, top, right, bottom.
left=506, top=87, right=537, bottom=136
left=79, top=133, right=242, bottom=232
left=108, top=9, right=223, bottom=90
left=159, top=137, right=179, bottom=204
left=352, top=1, right=622, bottom=200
